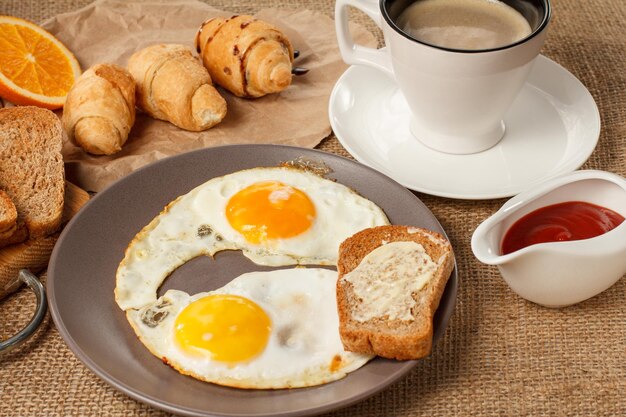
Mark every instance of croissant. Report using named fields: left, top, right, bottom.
left=195, top=15, right=294, bottom=98
left=128, top=44, right=227, bottom=131
left=62, top=63, right=135, bottom=155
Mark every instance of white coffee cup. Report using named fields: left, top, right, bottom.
left=335, top=0, right=551, bottom=154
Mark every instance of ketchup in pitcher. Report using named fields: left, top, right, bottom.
left=501, top=201, right=624, bottom=255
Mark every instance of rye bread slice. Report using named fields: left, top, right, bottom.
left=0, top=106, right=65, bottom=246
left=336, top=225, right=455, bottom=360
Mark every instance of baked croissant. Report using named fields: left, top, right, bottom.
left=128, top=44, right=227, bottom=131
left=195, top=15, right=294, bottom=98
left=62, top=63, right=135, bottom=155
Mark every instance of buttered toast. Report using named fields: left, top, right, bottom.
left=336, top=225, right=454, bottom=360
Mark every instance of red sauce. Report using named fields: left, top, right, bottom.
left=501, top=201, right=624, bottom=255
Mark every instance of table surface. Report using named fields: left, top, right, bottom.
left=1, top=0, right=624, bottom=416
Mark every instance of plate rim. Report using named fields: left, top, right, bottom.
left=48, top=144, right=458, bottom=417
left=329, top=54, right=601, bottom=200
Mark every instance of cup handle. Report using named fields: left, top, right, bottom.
left=0, top=269, right=48, bottom=354
left=335, top=0, right=394, bottom=76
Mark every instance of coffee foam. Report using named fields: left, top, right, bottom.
left=397, top=0, right=532, bottom=50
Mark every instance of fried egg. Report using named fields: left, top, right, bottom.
left=116, top=167, right=389, bottom=310
left=126, top=268, right=373, bottom=389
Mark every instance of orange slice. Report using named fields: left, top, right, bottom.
left=0, top=16, right=81, bottom=109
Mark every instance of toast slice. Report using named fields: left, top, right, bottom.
left=336, top=225, right=455, bottom=360
left=0, top=189, right=28, bottom=246
left=0, top=106, right=65, bottom=247
left=0, top=190, right=17, bottom=234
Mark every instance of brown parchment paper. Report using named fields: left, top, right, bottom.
left=42, top=0, right=376, bottom=192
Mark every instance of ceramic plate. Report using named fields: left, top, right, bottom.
left=329, top=55, right=601, bottom=199
left=48, top=145, right=458, bottom=417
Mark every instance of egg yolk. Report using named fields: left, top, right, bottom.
left=174, top=294, right=271, bottom=363
left=226, top=181, right=316, bottom=244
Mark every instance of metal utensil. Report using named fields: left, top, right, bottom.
left=292, top=50, right=309, bottom=75
left=0, top=269, right=47, bottom=354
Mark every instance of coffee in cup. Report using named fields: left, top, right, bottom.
left=396, top=0, right=532, bottom=50
left=335, top=0, right=551, bottom=154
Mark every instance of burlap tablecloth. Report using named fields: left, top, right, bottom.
left=1, top=0, right=624, bottom=416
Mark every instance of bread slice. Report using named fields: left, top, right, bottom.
left=0, top=190, right=17, bottom=234
left=336, top=225, right=455, bottom=360
left=0, top=189, right=28, bottom=247
left=0, top=106, right=65, bottom=247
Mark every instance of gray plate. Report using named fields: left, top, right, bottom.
left=48, top=145, right=458, bottom=417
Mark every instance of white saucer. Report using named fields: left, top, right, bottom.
left=329, top=55, right=600, bottom=200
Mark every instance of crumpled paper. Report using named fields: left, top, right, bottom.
left=42, top=0, right=375, bottom=191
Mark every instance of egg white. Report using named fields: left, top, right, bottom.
left=116, top=167, right=389, bottom=310
left=126, top=268, right=373, bottom=389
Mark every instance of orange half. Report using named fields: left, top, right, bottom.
left=0, top=15, right=81, bottom=109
